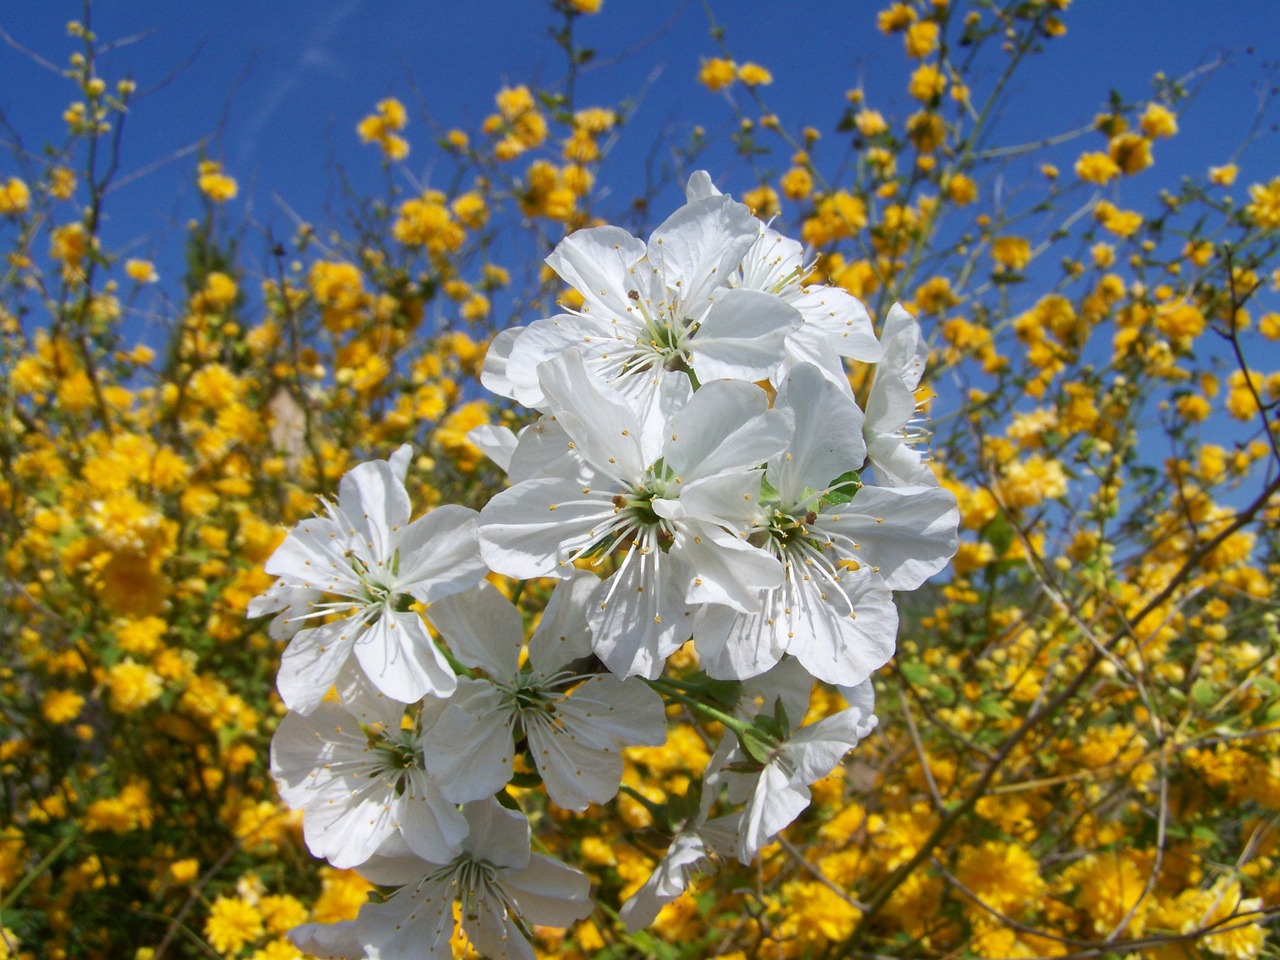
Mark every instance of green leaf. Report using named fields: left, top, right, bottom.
left=821, top=470, right=863, bottom=507
left=1190, top=678, right=1217, bottom=708
left=900, top=661, right=931, bottom=686
left=977, top=697, right=1012, bottom=720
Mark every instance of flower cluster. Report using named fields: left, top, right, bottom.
left=254, top=173, right=959, bottom=956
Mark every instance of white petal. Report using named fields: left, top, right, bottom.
left=647, top=194, right=759, bottom=310
left=665, top=378, right=791, bottom=481
left=353, top=609, right=456, bottom=703
left=337, top=456, right=411, bottom=562
left=620, top=832, right=708, bottom=931
left=772, top=363, right=866, bottom=505
left=536, top=351, right=646, bottom=481
left=689, top=287, right=800, bottom=383
left=478, top=477, right=618, bottom=579
left=562, top=673, right=668, bottom=747
left=288, top=919, right=364, bottom=959
left=462, top=797, right=532, bottom=869
left=424, top=683, right=516, bottom=804
left=588, top=552, right=692, bottom=679
left=545, top=225, right=648, bottom=320
left=783, top=564, right=898, bottom=688
left=738, top=761, right=810, bottom=863
left=684, top=170, right=722, bottom=202
left=395, top=505, right=487, bottom=603
left=277, top=619, right=358, bottom=715
left=822, top=484, right=959, bottom=590
left=357, top=876, right=456, bottom=960
left=467, top=424, right=518, bottom=473
left=503, top=853, right=594, bottom=927
left=427, top=581, right=523, bottom=679
left=676, top=521, right=782, bottom=613
left=400, top=768, right=469, bottom=864
left=526, top=715, right=624, bottom=811
left=527, top=568, right=599, bottom=675
left=480, top=325, right=525, bottom=401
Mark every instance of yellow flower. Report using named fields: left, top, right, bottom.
left=125, top=258, right=158, bottom=284
left=877, top=3, right=917, bottom=32
left=204, top=896, right=264, bottom=955
left=170, top=858, right=200, bottom=883
left=991, top=235, right=1031, bottom=272
left=1209, top=163, right=1238, bottom=186
left=1109, top=132, right=1153, bottom=175
left=567, top=0, right=601, bottom=12
left=1246, top=176, right=1280, bottom=229
left=49, top=166, right=76, bottom=199
left=855, top=108, right=888, bottom=137
left=1075, top=151, right=1120, bottom=184
left=955, top=841, right=1045, bottom=916
left=106, top=659, right=164, bottom=713
left=904, top=20, right=940, bottom=58
left=41, top=689, right=85, bottom=724
left=737, top=62, right=773, bottom=87
left=197, top=160, right=238, bottom=202
left=1140, top=102, right=1178, bottom=139
left=356, top=97, right=410, bottom=160
left=0, top=176, right=30, bottom=215
left=944, top=172, right=977, bottom=205
left=698, top=57, right=736, bottom=92
left=908, top=63, right=946, bottom=102
left=743, top=184, right=779, bottom=218
left=50, top=222, right=90, bottom=268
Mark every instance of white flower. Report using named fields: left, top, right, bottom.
left=422, top=580, right=667, bottom=810
left=270, top=668, right=468, bottom=869
left=694, top=364, right=901, bottom=685
left=617, top=787, right=740, bottom=931
left=864, top=303, right=938, bottom=487
left=491, top=187, right=800, bottom=416
left=708, top=670, right=878, bottom=864
left=478, top=352, right=791, bottom=678
left=290, top=798, right=592, bottom=960
left=683, top=170, right=882, bottom=389
left=251, top=445, right=488, bottom=713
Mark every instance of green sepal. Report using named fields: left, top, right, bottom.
left=821, top=470, right=863, bottom=507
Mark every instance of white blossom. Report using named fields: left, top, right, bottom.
left=270, top=668, right=467, bottom=869
left=290, top=799, right=592, bottom=960
left=250, top=445, right=487, bottom=713
left=478, top=352, right=791, bottom=678
left=422, top=580, right=667, bottom=810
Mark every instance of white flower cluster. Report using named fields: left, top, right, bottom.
left=251, top=172, right=959, bottom=957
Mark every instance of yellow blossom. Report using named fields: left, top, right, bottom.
left=125, top=258, right=158, bottom=284
left=991, top=236, right=1031, bottom=272
left=1209, top=163, right=1238, bottom=186
left=1109, top=132, right=1153, bottom=175
left=737, top=62, right=773, bottom=86
left=1140, top=102, right=1178, bottom=139
left=908, top=63, right=946, bottom=102
left=698, top=57, right=736, bottom=92
left=1075, top=151, right=1120, bottom=184
left=197, top=160, right=238, bottom=202
left=0, top=177, right=30, bottom=215
left=41, top=689, right=85, bottom=724
left=1246, top=176, right=1280, bottom=229
left=106, top=659, right=164, bottom=713
left=205, top=896, right=264, bottom=955
left=855, top=108, right=889, bottom=137
left=904, top=20, right=940, bottom=57
left=878, top=3, right=917, bottom=32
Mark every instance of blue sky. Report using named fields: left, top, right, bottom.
left=3, top=1, right=1278, bottom=243
left=1, top=0, right=1279, bottom=374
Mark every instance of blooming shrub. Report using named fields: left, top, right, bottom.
left=1, top=2, right=1278, bottom=959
